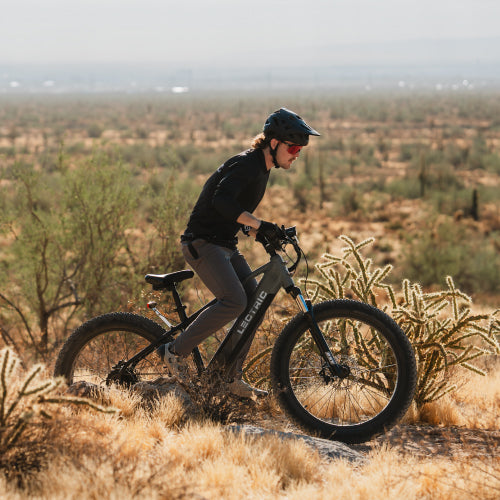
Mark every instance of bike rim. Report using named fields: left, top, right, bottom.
left=70, top=329, right=164, bottom=385
left=287, top=315, right=400, bottom=429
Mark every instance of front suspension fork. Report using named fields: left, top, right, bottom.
left=290, top=288, right=349, bottom=379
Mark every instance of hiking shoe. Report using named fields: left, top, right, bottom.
left=160, top=342, right=188, bottom=380
left=227, top=379, right=268, bottom=399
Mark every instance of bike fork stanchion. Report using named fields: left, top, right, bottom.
left=290, top=288, right=350, bottom=379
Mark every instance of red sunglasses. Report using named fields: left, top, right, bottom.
left=282, top=141, right=303, bottom=155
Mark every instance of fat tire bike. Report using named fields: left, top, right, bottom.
left=54, top=227, right=417, bottom=444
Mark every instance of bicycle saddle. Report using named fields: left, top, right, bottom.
left=145, top=270, right=194, bottom=290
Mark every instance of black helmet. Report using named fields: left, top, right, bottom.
left=263, top=108, right=320, bottom=146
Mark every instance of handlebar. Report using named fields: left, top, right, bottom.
left=256, top=225, right=302, bottom=274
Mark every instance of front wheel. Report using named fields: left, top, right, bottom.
left=271, top=300, right=417, bottom=444
left=54, top=313, right=168, bottom=386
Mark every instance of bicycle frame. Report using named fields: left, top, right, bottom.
left=133, top=253, right=297, bottom=380
left=124, top=239, right=346, bottom=381
left=207, top=251, right=348, bottom=380
left=207, top=253, right=296, bottom=379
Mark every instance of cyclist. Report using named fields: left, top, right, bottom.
left=158, top=108, right=320, bottom=398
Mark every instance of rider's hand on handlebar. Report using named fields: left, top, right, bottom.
left=257, top=220, right=284, bottom=250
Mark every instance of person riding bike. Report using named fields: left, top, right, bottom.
left=158, top=108, right=320, bottom=398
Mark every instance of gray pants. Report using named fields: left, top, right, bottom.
left=172, top=239, right=258, bottom=378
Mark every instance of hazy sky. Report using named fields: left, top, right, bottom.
left=1, top=0, right=499, bottom=66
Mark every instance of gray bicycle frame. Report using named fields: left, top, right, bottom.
left=144, top=244, right=345, bottom=381
left=207, top=252, right=307, bottom=379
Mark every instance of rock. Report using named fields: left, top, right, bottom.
left=131, top=377, right=196, bottom=411
left=228, top=424, right=366, bottom=463
left=66, top=380, right=106, bottom=399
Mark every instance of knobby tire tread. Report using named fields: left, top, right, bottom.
left=53, top=312, right=167, bottom=384
left=270, top=299, right=417, bottom=444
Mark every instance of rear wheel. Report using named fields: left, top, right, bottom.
left=54, top=313, right=168, bottom=386
left=271, top=300, right=417, bottom=444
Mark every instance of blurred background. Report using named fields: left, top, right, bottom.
left=2, top=0, right=500, bottom=93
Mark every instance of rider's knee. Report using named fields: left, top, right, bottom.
left=225, top=289, right=248, bottom=316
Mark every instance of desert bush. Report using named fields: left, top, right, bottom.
left=445, top=142, right=469, bottom=168
left=402, top=218, right=500, bottom=294
left=376, top=135, right=391, bottom=158
left=119, top=143, right=159, bottom=168
left=338, top=186, right=363, bottom=216
left=0, top=347, right=112, bottom=455
left=0, top=147, right=199, bottom=357
left=0, top=146, right=16, bottom=158
left=386, top=157, right=463, bottom=202
left=144, top=171, right=197, bottom=273
left=185, top=149, right=229, bottom=175
left=87, top=123, right=103, bottom=139
left=483, top=152, right=500, bottom=174
left=420, top=161, right=463, bottom=192
left=385, top=176, right=422, bottom=199
left=0, top=155, right=138, bottom=355
left=135, top=127, right=149, bottom=139
left=319, top=135, right=344, bottom=152
left=292, top=172, right=314, bottom=213
left=306, top=235, right=500, bottom=407
left=399, top=143, right=417, bottom=162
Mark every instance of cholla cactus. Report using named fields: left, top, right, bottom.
left=0, top=348, right=114, bottom=452
left=309, top=235, right=395, bottom=307
left=305, top=236, right=500, bottom=407
left=393, top=277, right=500, bottom=405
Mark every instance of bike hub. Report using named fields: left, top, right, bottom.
left=320, top=363, right=351, bottom=383
left=106, top=362, right=139, bottom=387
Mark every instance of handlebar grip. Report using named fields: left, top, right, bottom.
left=255, top=232, right=272, bottom=248
left=255, top=226, right=302, bottom=274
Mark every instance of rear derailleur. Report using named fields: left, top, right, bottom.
left=106, top=360, right=139, bottom=387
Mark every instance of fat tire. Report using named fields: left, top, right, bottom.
left=270, top=300, right=417, bottom=444
left=54, top=312, right=168, bottom=385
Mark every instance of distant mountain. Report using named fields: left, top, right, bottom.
left=1, top=38, right=499, bottom=93
left=307, top=37, right=500, bottom=66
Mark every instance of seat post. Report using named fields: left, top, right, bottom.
left=171, top=286, right=188, bottom=322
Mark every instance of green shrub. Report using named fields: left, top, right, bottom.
left=399, top=143, right=417, bottom=162
left=483, top=152, right=500, bottom=174
left=338, top=186, right=363, bottom=215
left=145, top=171, right=197, bottom=273
left=135, top=127, right=149, bottom=139
left=0, top=156, right=139, bottom=355
left=385, top=177, right=422, bottom=199
left=292, top=173, right=314, bottom=213
left=87, top=123, right=103, bottom=139
left=402, top=218, right=500, bottom=294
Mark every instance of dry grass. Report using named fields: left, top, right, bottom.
left=0, top=366, right=498, bottom=499
left=1, top=411, right=498, bottom=499
left=404, top=361, right=500, bottom=429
